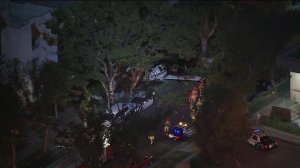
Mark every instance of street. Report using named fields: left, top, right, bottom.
left=235, top=140, right=300, bottom=168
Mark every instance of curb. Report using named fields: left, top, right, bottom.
left=273, top=136, right=300, bottom=147
left=257, top=125, right=300, bottom=146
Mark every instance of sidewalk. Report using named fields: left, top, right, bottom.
left=255, top=124, right=300, bottom=146
left=149, top=141, right=199, bottom=168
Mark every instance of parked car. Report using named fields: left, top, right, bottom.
left=247, top=129, right=278, bottom=151
left=166, top=122, right=194, bottom=141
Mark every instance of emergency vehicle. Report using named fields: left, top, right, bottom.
left=166, top=122, right=194, bottom=141
left=247, top=129, right=278, bottom=151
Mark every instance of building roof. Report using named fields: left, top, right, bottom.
left=19, top=0, right=75, bottom=9
left=1, top=2, right=52, bottom=28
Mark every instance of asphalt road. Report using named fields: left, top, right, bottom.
left=235, top=140, right=300, bottom=168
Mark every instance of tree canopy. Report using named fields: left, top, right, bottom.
left=194, top=83, right=249, bottom=165
left=0, top=84, right=23, bottom=168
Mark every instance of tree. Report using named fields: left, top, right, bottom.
left=73, top=111, right=104, bottom=166
left=255, top=3, right=300, bottom=93
left=4, top=59, right=33, bottom=106
left=109, top=110, right=166, bottom=166
left=121, top=1, right=166, bottom=95
left=156, top=2, right=222, bottom=60
left=28, top=61, right=69, bottom=152
left=0, top=84, right=23, bottom=168
left=210, top=2, right=300, bottom=95
left=194, top=83, right=249, bottom=165
left=35, top=61, right=69, bottom=116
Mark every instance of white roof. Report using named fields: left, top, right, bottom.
left=102, top=120, right=111, bottom=128
left=2, top=2, right=52, bottom=28
left=106, top=103, right=127, bottom=115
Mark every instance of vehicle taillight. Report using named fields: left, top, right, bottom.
left=275, top=140, right=278, bottom=145
left=176, top=136, right=179, bottom=139
left=264, top=145, right=268, bottom=149
left=165, top=132, right=169, bottom=136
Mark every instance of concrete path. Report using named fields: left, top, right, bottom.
left=149, top=141, right=199, bottom=168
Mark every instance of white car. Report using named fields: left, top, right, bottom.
left=148, top=65, right=167, bottom=81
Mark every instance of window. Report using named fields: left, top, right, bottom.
left=252, top=135, right=258, bottom=141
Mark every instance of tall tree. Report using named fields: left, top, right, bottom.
left=255, top=2, right=300, bottom=93
left=28, top=61, right=69, bottom=152
left=47, top=2, right=168, bottom=163
left=194, top=83, right=249, bottom=165
left=0, top=84, right=23, bottom=168
left=157, top=2, right=222, bottom=61
left=211, top=2, right=300, bottom=95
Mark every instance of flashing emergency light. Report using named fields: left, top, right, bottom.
left=178, top=122, right=188, bottom=126
left=253, top=129, right=261, bottom=133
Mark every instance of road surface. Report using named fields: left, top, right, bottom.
left=236, top=140, right=300, bottom=168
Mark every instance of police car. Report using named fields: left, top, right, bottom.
left=167, top=122, right=194, bottom=141
left=247, top=129, right=278, bottom=151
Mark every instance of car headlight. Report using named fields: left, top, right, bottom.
left=169, top=134, right=175, bottom=138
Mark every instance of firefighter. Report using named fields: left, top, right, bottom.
left=164, top=117, right=171, bottom=133
left=148, top=131, right=155, bottom=145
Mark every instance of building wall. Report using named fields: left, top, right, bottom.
left=1, top=23, right=32, bottom=63
left=290, top=72, right=300, bottom=103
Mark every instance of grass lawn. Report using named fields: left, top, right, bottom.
left=248, top=80, right=290, bottom=114
left=155, top=80, right=195, bottom=106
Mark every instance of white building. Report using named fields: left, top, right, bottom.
left=290, top=72, right=300, bottom=104
left=0, top=1, right=58, bottom=101
left=1, top=1, right=58, bottom=66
